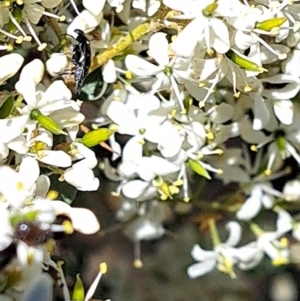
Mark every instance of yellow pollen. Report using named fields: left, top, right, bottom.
left=16, top=181, right=24, bottom=191
left=16, top=36, right=23, bottom=44
left=160, top=194, right=168, bottom=201
left=59, top=15, right=66, bottom=22
left=264, top=169, right=271, bottom=176
left=133, top=259, right=143, bottom=269
left=250, top=145, right=258, bottom=152
left=206, top=132, right=214, bottom=140
left=23, top=36, right=32, bottom=42
left=169, top=185, right=179, bottom=195
left=125, top=70, right=133, bottom=79
left=99, top=262, right=108, bottom=274
left=180, top=109, right=187, bottom=115
left=138, top=138, right=145, bottom=145
left=183, top=197, right=190, bottom=203
left=4, top=1, right=10, bottom=7
left=16, top=0, right=23, bottom=4
left=217, top=169, right=223, bottom=175
left=234, top=92, right=241, bottom=98
left=171, top=109, right=177, bottom=117
left=62, top=220, right=74, bottom=234
left=280, top=237, right=289, bottom=248
left=7, top=44, right=14, bottom=51
left=272, top=257, right=289, bottom=266
left=46, top=190, right=59, bottom=200
left=46, top=239, right=56, bottom=253
left=173, top=179, right=183, bottom=186
left=244, top=85, right=252, bottom=92
left=199, top=101, right=205, bottom=108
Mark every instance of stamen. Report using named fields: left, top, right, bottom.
left=39, top=9, right=66, bottom=21
left=57, top=261, right=71, bottom=301
left=69, top=0, right=81, bottom=16
left=170, top=76, right=184, bottom=110
left=0, top=28, right=23, bottom=43
left=8, top=11, right=32, bottom=40
left=256, top=34, right=286, bottom=59
left=24, top=15, right=47, bottom=51
left=0, top=44, right=13, bottom=51
left=133, top=241, right=143, bottom=269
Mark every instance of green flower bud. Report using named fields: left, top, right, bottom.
left=227, top=51, right=267, bottom=73
left=202, top=2, right=218, bottom=17
left=80, top=128, right=113, bottom=148
left=276, top=136, right=286, bottom=159
left=255, top=18, right=287, bottom=31
left=30, top=109, right=67, bottom=135
left=72, top=274, right=85, bottom=301
left=183, top=94, right=193, bottom=114
left=188, top=158, right=211, bottom=179
left=0, top=96, right=14, bottom=119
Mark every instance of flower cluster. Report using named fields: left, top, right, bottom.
left=2, top=0, right=300, bottom=298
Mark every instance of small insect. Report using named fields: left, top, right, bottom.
left=14, top=221, right=52, bottom=246
left=71, top=29, right=91, bottom=95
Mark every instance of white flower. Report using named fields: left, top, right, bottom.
left=164, top=0, right=230, bottom=57
left=0, top=157, right=40, bottom=208
left=132, top=0, right=160, bottom=16
left=187, top=222, right=242, bottom=278
left=125, top=33, right=194, bottom=109
left=63, top=142, right=99, bottom=191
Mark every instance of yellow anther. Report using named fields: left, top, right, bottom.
left=264, top=169, right=271, bottom=176
left=38, top=43, right=47, bottom=51
left=99, top=262, right=108, bottom=274
left=23, top=36, right=32, bottom=42
left=46, top=190, right=59, bottom=200
left=133, top=259, right=143, bottom=269
left=16, top=36, right=23, bottom=44
left=62, top=220, right=74, bottom=234
left=125, top=70, right=133, bottom=80
left=206, top=132, right=214, bottom=140
left=250, top=145, right=258, bottom=152
left=59, top=15, right=66, bottom=22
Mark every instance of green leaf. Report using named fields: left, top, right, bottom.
left=188, top=159, right=211, bottom=180
left=79, top=68, right=106, bottom=101
left=50, top=174, right=77, bottom=205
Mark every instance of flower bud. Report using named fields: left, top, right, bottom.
left=30, top=109, right=67, bottom=135
left=202, top=2, right=218, bottom=17
left=188, top=158, right=211, bottom=179
left=80, top=128, right=113, bottom=147
left=227, top=51, right=267, bottom=73
left=255, top=18, right=287, bottom=31
left=72, top=274, right=85, bottom=301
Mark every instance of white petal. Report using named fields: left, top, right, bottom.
left=16, top=78, right=37, bottom=109
left=20, top=59, right=44, bottom=85
left=46, top=53, right=68, bottom=77
left=37, top=150, right=71, bottom=167
left=35, top=175, right=50, bottom=198
left=236, top=186, right=263, bottom=220
left=64, top=167, right=99, bottom=191
left=125, top=55, right=160, bottom=76
left=253, top=96, right=269, bottom=130
left=225, top=222, right=242, bottom=246
left=19, top=156, right=40, bottom=187
left=210, top=18, right=230, bottom=54
left=83, top=0, right=105, bottom=15
left=276, top=210, right=293, bottom=234
left=187, top=260, right=216, bottom=278
left=0, top=53, right=24, bottom=85
left=102, top=59, right=117, bottom=83
left=273, top=99, right=293, bottom=125
left=68, top=208, right=100, bottom=234
left=148, top=33, right=169, bottom=66
left=122, top=180, right=149, bottom=199
left=191, top=244, right=216, bottom=261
